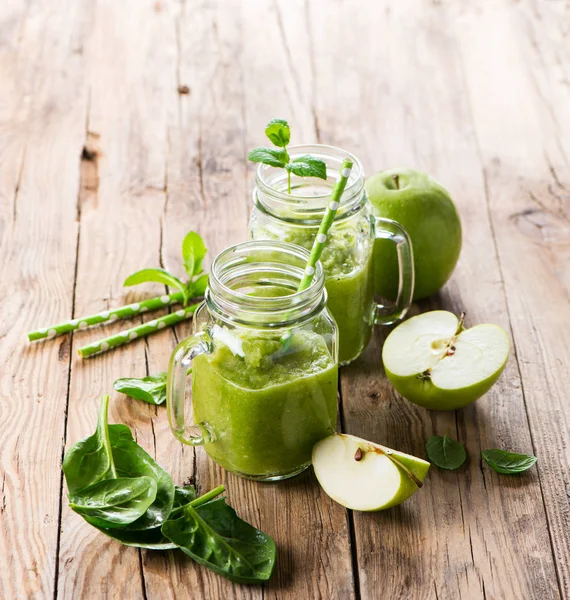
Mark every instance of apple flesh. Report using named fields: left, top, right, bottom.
left=365, top=168, right=462, bottom=301
left=382, top=310, right=509, bottom=410
left=312, top=433, right=430, bottom=511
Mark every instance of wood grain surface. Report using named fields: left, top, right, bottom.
left=0, top=0, right=568, bottom=599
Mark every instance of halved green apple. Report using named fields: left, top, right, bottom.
left=382, top=310, right=509, bottom=410
left=312, top=433, right=430, bottom=511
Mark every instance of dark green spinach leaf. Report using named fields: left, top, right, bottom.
left=107, top=424, right=174, bottom=530
left=482, top=449, right=537, bottom=474
left=62, top=395, right=115, bottom=494
left=426, top=434, right=466, bottom=470
left=63, top=396, right=174, bottom=531
left=161, top=497, right=276, bottom=584
left=96, top=484, right=198, bottom=549
left=69, top=476, right=157, bottom=529
left=113, top=373, right=167, bottom=405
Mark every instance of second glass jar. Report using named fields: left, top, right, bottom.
left=249, top=144, right=415, bottom=365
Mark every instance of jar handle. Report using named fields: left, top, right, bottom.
left=371, top=216, right=415, bottom=325
left=167, top=331, right=214, bottom=446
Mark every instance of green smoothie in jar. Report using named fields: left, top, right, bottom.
left=249, top=145, right=414, bottom=365
left=192, top=330, right=337, bottom=477
left=167, top=241, right=339, bottom=481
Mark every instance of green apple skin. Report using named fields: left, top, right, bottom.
left=377, top=446, right=430, bottom=510
left=312, top=434, right=430, bottom=511
left=365, top=168, right=462, bottom=301
left=383, top=364, right=507, bottom=411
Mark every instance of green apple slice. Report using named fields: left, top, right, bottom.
left=312, top=433, right=430, bottom=511
left=382, top=310, right=510, bottom=410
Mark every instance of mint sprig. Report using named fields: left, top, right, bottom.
left=124, top=231, right=208, bottom=305
left=248, top=118, right=327, bottom=193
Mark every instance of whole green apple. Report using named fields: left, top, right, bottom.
left=366, top=168, right=462, bottom=301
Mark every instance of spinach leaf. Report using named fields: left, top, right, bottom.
left=113, top=373, right=167, bottom=406
left=173, top=484, right=197, bottom=507
left=181, top=231, right=207, bottom=280
left=426, top=434, right=467, bottom=470
left=98, top=525, right=178, bottom=550
left=96, top=485, right=197, bottom=549
left=482, top=449, right=537, bottom=474
left=63, top=395, right=115, bottom=494
left=161, top=497, right=276, bottom=584
left=69, top=476, right=157, bottom=529
left=107, top=424, right=174, bottom=530
left=63, top=396, right=175, bottom=531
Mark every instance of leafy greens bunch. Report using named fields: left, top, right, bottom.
left=63, top=396, right=276, bottom=584
left=248, top=118, right=327, bottom=194
left=124, top=231, right=208, bottom=306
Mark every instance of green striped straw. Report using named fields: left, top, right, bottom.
left=27, top=291, right=185, bottom=341
left=298, top=158, right=353, bottom=290
left=78, top=303, right=199, bottom=358
left=280, top=158, right=353, bottom=350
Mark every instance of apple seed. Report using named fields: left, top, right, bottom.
left=354, top=448, right=364, bottom=461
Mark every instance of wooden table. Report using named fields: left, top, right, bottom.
left=2, top=0, right=569, bottom=598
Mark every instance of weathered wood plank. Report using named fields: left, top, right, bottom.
left=307, top=0, right=563, bottom=598
left=456, top=1, right=570, bottom=596
left=0, top=1, right=90, bottom=598
left=56, top=0, right=176, bottom=597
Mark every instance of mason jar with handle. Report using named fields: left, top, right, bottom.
left=167, top=240, right=338, bottom=481
left=248, top=144, right=414, bottom=365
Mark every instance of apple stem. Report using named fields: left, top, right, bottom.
left=392, top=174, right=400, bottom=190
left=354, top=448, right=363, bottom=461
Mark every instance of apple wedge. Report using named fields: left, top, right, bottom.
left=312, top=433, right=430, bottom=511
left=382, top=310, right=510, bottom=410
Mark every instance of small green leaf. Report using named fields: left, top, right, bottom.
left=124, top=268, right=187, bottom=301
left=482, top=449, right=537, bottom=474
left=248, top=147, right=287, bottom=168
left=264, top=118, right=290, bottom=147
left=426, top=434, right=466, bottom=470
left=69, top=476, right=158, bottom=529
left=287, top=155, right=327, bottom=180
left=191, top=273, right=209, bottom=297
left=181, top=231, right=207, bottom=280
left=161, top=497, right=276, bottom=584
left=113, top=373, right=168, bottom=405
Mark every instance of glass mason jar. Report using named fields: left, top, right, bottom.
left=248, top=144, right=415, bottom=365
left=167, top=241, right=338, bottom=482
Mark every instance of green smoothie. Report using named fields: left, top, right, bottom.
left=251, top=217, right=374, bottom=364
left=192, top=330, right=338, bottom=478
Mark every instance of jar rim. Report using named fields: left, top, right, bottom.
left=254, top=144, right=365, bottom=223
left=207, top=240, right=326, bottom=326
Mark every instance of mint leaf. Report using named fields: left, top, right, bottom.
left=264, top=118, right=290, bottom=147
left=426, top=434, right=466, bottom=470
left=248, top=147, right=287, bottom=168
left=124, top=268, right=188, bottom=303
left=182, top=231, right=207, bottom=280
left=287, top=155, right=327, bottom=180
left=482, top=449, right=537, bottom=474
